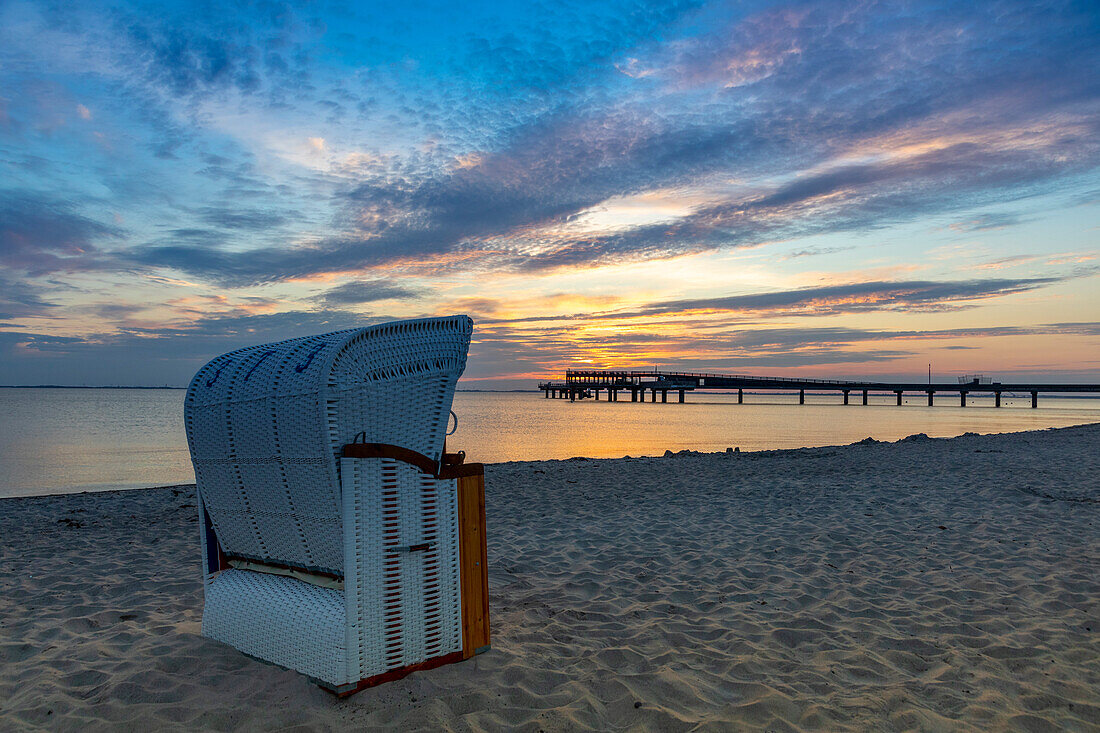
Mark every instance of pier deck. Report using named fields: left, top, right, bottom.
left=537, top=370, right=1100, bottom=407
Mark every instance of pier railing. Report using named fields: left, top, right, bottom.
left=564, top=369, right=864, bottom=386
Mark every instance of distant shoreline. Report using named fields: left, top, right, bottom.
left=0, top=384, right=187, bottom=390
left=0, top=385, right=541, bottom=392
left=2, top=385, right=1098, bottom=398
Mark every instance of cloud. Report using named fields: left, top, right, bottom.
left=4, top=309, right=1098, bottom=385
left=627, top=277, right=1064, bottom=317
left=134, top=114, right=1098, bottom=283
left=0, top=191, right=121, bottom=275
left=485, top=276, right=1069, bottom=325
left=314, top=279, right=423, bottom=305
left=1046, top=253, right=1096, bottom=266
left=7, top=0, right=1096, bottom=287
left=1044, top=322, right=1100, bottom=336
left=1, top=0, right=1098, bottom=388
left=0, top=308, right=373, bottom=384
left=781, top=245, right=856, bottom=259
left=123, top=0, right=1100, bottom=284
left=948, top=213, right=1025, bottom=232
left=502, top=133, right=1098, bottom=272
left=460, top=319, right=1100, bottom=379
left=0, top=331, right=85, bottom=348
left=195, top=207, right=289, bottom=231
left=0, top=273, right=58, bottom=320
left=120, top=20, right=266, bottom=98
left=974, top=255, right=1038, bottom=271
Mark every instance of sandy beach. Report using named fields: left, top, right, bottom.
left=1, top=424, right=1097, bottom=731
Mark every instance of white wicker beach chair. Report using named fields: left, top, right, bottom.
left=184, top=315, right=489, bottom=695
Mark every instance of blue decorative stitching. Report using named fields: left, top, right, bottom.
left=205, top=365, right=224, bottom=387
left=245, top=350, right=274, bottom=381
left=295, top=343, right=325, bottom=373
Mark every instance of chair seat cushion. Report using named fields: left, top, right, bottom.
left=203, top=569, right=349, bottom=686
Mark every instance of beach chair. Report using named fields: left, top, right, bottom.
left=183, top=315, right=489, bottom=695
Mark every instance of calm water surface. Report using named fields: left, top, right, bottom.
left=1, top=387, right=1098, bottom=497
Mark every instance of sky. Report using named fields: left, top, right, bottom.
left=1, top=0, right=1098, bottom=388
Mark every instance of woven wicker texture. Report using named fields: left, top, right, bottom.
left=340, top=458, right=463, bottom=679
left=203, top=569, right=347, bottom=683
left=185, top=315, right=472, bottom=575
left=187, top=315, right=472, bottom=688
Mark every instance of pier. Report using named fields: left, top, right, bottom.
left=537, top=370, right=1100, bottom=407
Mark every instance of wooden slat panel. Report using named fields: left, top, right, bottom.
left=457, top=471, right=490, bottom=658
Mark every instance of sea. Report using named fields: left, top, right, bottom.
left=1, top=387, right=1098, bottom=498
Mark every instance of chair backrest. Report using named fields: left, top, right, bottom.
left=185, top=315, right=473, bottom=576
